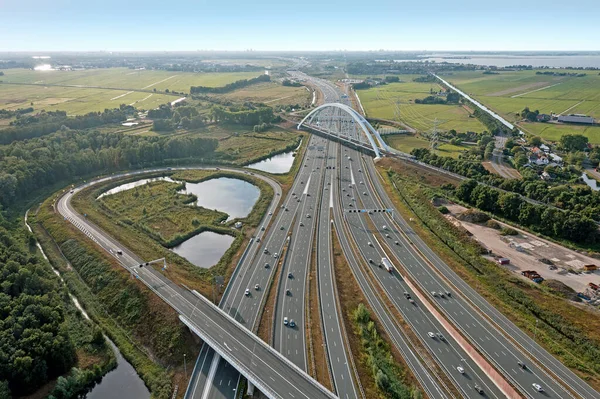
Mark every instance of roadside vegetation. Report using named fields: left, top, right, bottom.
left=377, top=160, right=600, bottom=389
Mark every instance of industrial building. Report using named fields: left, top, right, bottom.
left=557, top=114, right=595, bottom=124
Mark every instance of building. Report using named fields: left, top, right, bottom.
left=557, top=114, right=594, bottom=124
left=536, top=113, right=551, bottom=122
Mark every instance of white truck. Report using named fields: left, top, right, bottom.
left=381, top=257, right=393, bottom=273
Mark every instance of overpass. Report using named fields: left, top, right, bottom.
left=298, top=103, right=388, bottom=158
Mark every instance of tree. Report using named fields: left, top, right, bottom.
left=514, top=153, right=528, bottom=167
left=528, top=136, right=542, bottom=147
left=560, top=134, right=588, bottom=152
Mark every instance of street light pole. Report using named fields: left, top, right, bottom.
left=184, top=353, right=187, bottom=377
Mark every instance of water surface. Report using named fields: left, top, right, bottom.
left=171, top=231, right=235, bottom=268
left=247, top=151, right=296, bottom=174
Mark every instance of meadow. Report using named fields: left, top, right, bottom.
left=217, top=82, right=310, bottom=106
left=444, top=70, right=600, bottom=141
left=355, top=75, right=486, bottom=134
left=384, top=134, right=467, bottom=158
left=0, top=68, right=262, bottom=114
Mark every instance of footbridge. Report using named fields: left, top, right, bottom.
left=298, top=102, right=388, bottom=158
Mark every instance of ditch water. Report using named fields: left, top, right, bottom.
left=246, top=150, right=296, bottom=174
left=98, top=175, right=260, bottom=268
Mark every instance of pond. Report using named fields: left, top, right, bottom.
left=85, top=339, right=150, bottom=399
left=97, top=177, right=176, bottom=199
left=179, top=177, right=260, bottom=221
left=246, top=150, right=296, bottom=174
left=581, top=173, right=600, bottom=191
left=171, top=231, right=236, bottom=268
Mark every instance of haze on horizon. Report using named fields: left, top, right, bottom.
left=2, top=0, right=599, bottom=52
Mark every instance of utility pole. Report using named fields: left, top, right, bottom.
left=429, top=118, right=439, bottom=151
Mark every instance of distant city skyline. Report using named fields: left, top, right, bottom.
left=2, top=0, right=599, bottom=52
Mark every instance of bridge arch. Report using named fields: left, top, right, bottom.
left=297, top=103, right=388, bottom=158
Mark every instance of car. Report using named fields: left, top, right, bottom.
left=368, top=242, right=373, bottom=247
left=265, top=263, right=270, bottom=268
left=358, top=169, right=362, bottom=172
left=116, top=250, right=123, bottom=255
left=348, top=184, right=352, bottom=188
left=288, top=272, right=293, bottom=278
left=277, top=192, right=280, bottom=196
left=300, top=222, right=304, bottom=227
left=274, top=253, right=279, bottom=258
left=281, top=205, right=285, bottom=208
left=264, top=249, right=269, bottom=254
left=342, top=188, right=346, bottom=192
left=268, top=211, right=272, bottom=216
left=368, top=258, right=373, bottom=264
left=360, top=181, right=363, bottom=184
left=284, top=317, right=289, bottom=325
left=285, top=207, right=288, bottom=211
left=427, top=332, right=435, bottom=338
left=306, top=214, right=311, bottom=218
left=474, top=385, right=483, bottom=394
left=363, top=192, right=367, bottom=196
left=517, top=360, right=526, bottom=369
left=532, top=383, right=544, bottom=392
left=439, top=292, right=446, bottom=298
left=437, top=333, right=445, bottom=341
left=394, top=241, right=399, bottom=245
left=409, top=298, right=415, bottom=304
left=245, top=289, right=250, bottom=296
left=445, top=291, right=451, bottom=297
left=280, top=226, right=285, bottom=230
left=431, top=291, right=438, bottom=297
left=327, top=182, right=331, bottom=185
left=256, top=238, right=260, bottom=243
left=301, top=181, right=304, bottom=184
left=286, top=289, right=291, bottom=296
left=368, top=211, right=373, bottom=215
left=255, top=284, right=260, bottom=290
left=382, top=225, right=388, bottom=230
left=70, top=189, right=74, bottom=194
left=385, top=234, right=390, bottom=238
left=289, top=319, right=296, bottom=328
left=292, top=192, right=296, bottom=196
left=349, top=203, right=353, bottom=207
left=297, top=199, right=301, bottom=202
left=403, top=292, right=410, bottom=298
left=457, top=366, right=464, bottom=374
left=346, top=193, right=350, bottom=197
left=261, top=226, right=266, bottom=231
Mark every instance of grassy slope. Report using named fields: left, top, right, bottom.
left=217, top=82, right=311, bottom=106
left=384, top=134, right=468, bottom=158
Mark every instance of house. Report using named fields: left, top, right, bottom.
left=541, top=171, right=553, bottom=180
left=531, top=146, right=542, bottom=154
left=549, top=153, right=563, bottom=164
left=558, top=114, right=594, bottom=124
left=540, top=144, right=550, bottom=152
left=536, top=113, right=551, bottom=122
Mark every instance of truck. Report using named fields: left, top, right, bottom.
left=381, top=257, right=393, bottom=273
left=521, top=270, right=544, bottom=283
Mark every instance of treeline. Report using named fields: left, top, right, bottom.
left=282, top=79, right=302, bottom=87
left=412, top=148, right=490, bottom=178
left=472, top=107, right=513, bottom=135
left=415, top=92, right=460, bottom=104
left=211, top=105, right=273, bottom=126
left=190, top=74, right=269, bottom=94
left=536, top=71, right=587, bottom=77
left=456, top=179, right=598, bottom=244
left=353, top=304, right=417, bottom=399
left=0, top=214, right=76, bottom=396
left=346, top=61, right=478, bottom=75
left=0, top=107, right=33, bottom=119
left=0, top=106, right=135, bottom=145
left=0, top=129, right=218, bottom=207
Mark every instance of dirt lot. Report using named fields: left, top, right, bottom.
left=444, top=202, right=600, bottom=295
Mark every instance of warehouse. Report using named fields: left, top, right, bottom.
left=557, top=114, right=594, bottom=124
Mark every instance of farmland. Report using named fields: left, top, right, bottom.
left=355, top=75, right=486, bottom=134
left=0, top=68, right=262, bottom=114
left=443, top=70, right=600, bottom=141
left=217, top=82, right=311, bottom=106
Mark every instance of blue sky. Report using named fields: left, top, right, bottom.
left=2, top=0, right=599, bottom=51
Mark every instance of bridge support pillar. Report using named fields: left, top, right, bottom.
left=247, top=381, right=255, bottom=396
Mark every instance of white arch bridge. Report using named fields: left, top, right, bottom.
left=297, top=103, right=389, bottom=158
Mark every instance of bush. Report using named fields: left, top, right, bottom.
left=500, top=227, right=519, bottom=236
left=457, top=209, right=490, bottom=223
left=438, top=206, right=449, bottom=214
left=486, top=220, right=501, bottom=229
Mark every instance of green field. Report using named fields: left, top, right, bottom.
left=0, top=68, right=262, bottom=114
left=217, top=82, right=310, bottom=106
left=384, top=134, right=467, bottom=158
left=356, top=76, right=486, bottom=134
left=444, top=70, right=600, bottom=141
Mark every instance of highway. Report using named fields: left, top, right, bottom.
left=187, top=137, right=331, bottom=399
left=360, top=154, right=600, bottom=399
left=56, top=166, right=336, bottom=399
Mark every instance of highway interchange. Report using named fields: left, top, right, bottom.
left=52, top=71, right=600, bottom=399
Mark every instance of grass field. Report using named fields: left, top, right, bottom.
left=356, top=76, right=486, bottom=134
left=384, top=134, right=467, bottom=158
left=0, top=68, right=262, bottom=114
left=99, top=179, right=228, bottom=245
left=444, top=70, right=600, bottom=141
left=217, top=82, right=311, bottom=106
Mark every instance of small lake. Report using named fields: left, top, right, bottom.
left=171, top=231, right=235, bottom=268
left=97, top=177, right=176, bottom=199
left=247, top=151, right=295, bottom=174
left=180, top=177, right=260, bottom=221
left=582, top=173, right=600, bottom=191
left=85, top=339, right=150, bottom=399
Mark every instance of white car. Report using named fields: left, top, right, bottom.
left=283, top=317, right=289, bottom=325
left=245, top=289, right=250, bottom=296
left=255, top=284, right=260, bottom=290
left=427, top=332, right=435, bottom=338
left=457, top=366, right=464, bottom=374
left=532, top=383, right=544, bottom=392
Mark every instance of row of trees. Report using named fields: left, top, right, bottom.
left=190, top=74, right=270, bottom=94
left=0, top=128, right=218, bottom=207
left=0, top=106, right=135, bottom=145
left=211, top=105, right=273, bottom=126
left=456, top=179, right=599, bottom=244
left=0, top=107, right=33, bottom=119
left=0, top=214, right=77, bottom=396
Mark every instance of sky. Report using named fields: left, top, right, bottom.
left=2, top=0, right=599, bottom=52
